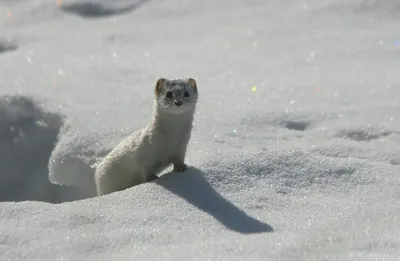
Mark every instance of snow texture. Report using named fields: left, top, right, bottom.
left=1, top=0, right=400, bottom=260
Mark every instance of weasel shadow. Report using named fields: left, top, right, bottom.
left=155, top=167, right=274, bottom=234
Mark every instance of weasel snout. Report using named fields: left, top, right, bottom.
left=174, top=100, right=183, bottom=106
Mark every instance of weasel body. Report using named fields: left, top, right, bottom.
left=94, top=78, right=198, bottom=196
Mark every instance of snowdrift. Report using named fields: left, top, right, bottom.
left=1, top=0, right=400, bottom=260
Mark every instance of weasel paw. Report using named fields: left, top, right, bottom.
left=173, top=164, right=187, bottom=172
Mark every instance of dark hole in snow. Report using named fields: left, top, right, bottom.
left=59, top=1, right=148, bottom=19
left=338, top=130, right=391, bottom=142
left=279, top=120, right=310, bottom=131
left=0, top=38, right=17, bottom=54
left=0, top=95, right=90, bottom=203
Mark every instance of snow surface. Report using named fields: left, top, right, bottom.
left=1, top=0, right=400, bottom=260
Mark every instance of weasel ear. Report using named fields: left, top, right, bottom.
left=155, top=78, right=166, bottom=95
left=188, top=78, right=197, bottom=92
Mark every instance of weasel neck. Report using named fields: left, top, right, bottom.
left=150, top=104, right=194, bottom=130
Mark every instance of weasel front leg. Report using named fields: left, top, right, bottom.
left=172, top=148, right=188, bottom=172
left=145, top=173, right=159, bottom=182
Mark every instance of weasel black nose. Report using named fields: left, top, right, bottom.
left=174, top=101, right=183, bottom=106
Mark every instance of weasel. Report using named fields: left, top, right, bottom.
left=94, top=78, right=198, bottom=196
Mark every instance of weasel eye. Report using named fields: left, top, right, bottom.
left=166, top=91, right=172, bottom=98
left=184, top=91, right=190, bottom=97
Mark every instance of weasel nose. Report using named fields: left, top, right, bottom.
left=174, top=100, right=183, bottom=106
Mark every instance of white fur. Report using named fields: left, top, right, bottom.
left=94, top=79, right=197, bottom=196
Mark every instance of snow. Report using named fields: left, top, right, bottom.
left=1, top=0, right=400, bottom=260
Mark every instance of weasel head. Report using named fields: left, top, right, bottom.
left=154, top=78, right=198, bottom=115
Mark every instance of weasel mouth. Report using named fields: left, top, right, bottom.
left=174, top=101, right=183, bottom=106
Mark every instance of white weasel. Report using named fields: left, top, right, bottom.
left=94, top=78, right=199, bottom=196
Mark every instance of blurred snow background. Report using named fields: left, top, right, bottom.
left=1, top=0, right=400, bottom=260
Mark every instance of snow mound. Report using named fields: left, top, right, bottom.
left=48, top=126, right=128, bottom=195
left=47, top=134, right=382, bottom=203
